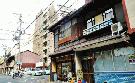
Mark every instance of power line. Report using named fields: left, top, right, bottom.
left=0, top=38, right=14, bottom=40
left=21, top=0, right=71, bottom=45
left=9, top=0, right=56, bottom=54
left=22, top=2, right=80, bottom=49
left=50, top=0, right=78, bottom=26
left=0, top=28, right=15, bottom=32
left=23, top=0, right=55, bottom=31
left=10, top=0, right=80, bottom=55
left=23, top=0, right=73, bottom=42
left=20, top=0, right=80, bottom=48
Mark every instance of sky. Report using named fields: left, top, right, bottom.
left=0, top=0, right=50, bottom=56
left=0, top=0, right=85, bottom=56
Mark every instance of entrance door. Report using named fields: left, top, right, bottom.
left=57, top=63, right=62, bottom=80
left=82, top=54, right=95, bottom=83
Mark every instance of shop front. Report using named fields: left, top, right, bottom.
left=94, top=46, right=135, bottom=83
left=77, top=51, right=95, bottom=83
left=73, top=32, right=132, bottom=83
left=50, top=52, right=76, bottom=81
left=77, top=44, right=135, bottom=83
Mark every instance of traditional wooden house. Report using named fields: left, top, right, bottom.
left=49, top=0, right=135, bottom=82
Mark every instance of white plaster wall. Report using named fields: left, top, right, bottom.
left=125, top=0, right=135, bottom=28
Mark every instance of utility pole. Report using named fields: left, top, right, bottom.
left=13, top=13, right=23, bottom=70
left=18, top=14, right=22, bottom=70
left=2, top=44, right=7, bottom=74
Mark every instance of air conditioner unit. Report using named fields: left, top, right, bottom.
left=111, top=22, right=123, bottom=36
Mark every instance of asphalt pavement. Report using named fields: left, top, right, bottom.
left=0, top=74, right=49, bottom=83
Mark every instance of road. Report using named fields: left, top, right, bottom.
left=0, top=74, right=50, bottom=83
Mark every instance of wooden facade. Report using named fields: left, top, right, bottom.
left=49, top=0, right=135, bottom=82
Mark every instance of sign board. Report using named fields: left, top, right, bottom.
left=95, top=72, right=135, bottom=82
left=83, top=8, right=114, bottom=35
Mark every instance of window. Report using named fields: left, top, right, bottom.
left=43, top=33, right=47, bottom=39
left=43, top=19, right=47, bottom=25
left=43, top=41, right=47, bottom=47
left=43, top=49, right=47, bottom=55
left=43, top=25, right=48, bottom=30
left=94, top=50, right=114, bottom=72
left=54, top=29, right=59, bottom=48
left=59, top=21, right=72, bottom=40
left=56, top=18, right=78, bottom=45
left=72, top=18, right=77, bottom=25
left=102, top=50, right=113, bottom=71
left=94, top=47, right=135, bottom=72
left=48, top=40, right=50, bottom=46
left=59, top=26, right=64, bottom=40
left=65, top=21, right=71, bottom=30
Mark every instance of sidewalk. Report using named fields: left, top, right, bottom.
left=40, top=80, right=68, bottom=83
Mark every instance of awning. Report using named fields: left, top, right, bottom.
left=73, top=35, right=130, bottom=51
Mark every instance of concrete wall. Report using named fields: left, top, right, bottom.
left=125, top=0, right=135, bottom=29
left=33, top=10, right=44, bottom=56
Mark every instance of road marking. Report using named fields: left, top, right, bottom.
left=31, top=78, right=34, bottom=79
left=25, top=80, right=27, bottom=82
left=8, top=82, right=12, bottom=83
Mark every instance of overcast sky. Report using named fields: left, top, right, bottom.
left=0, top=0, right=84, bottom=56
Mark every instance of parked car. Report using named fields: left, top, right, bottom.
left=23, top=70, right=34, bottom=75
left=43, top=68, right=50, bottom=75
left=34, top=69, right=43, bottom=76
left=34, top=70, right=42, bottom=76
